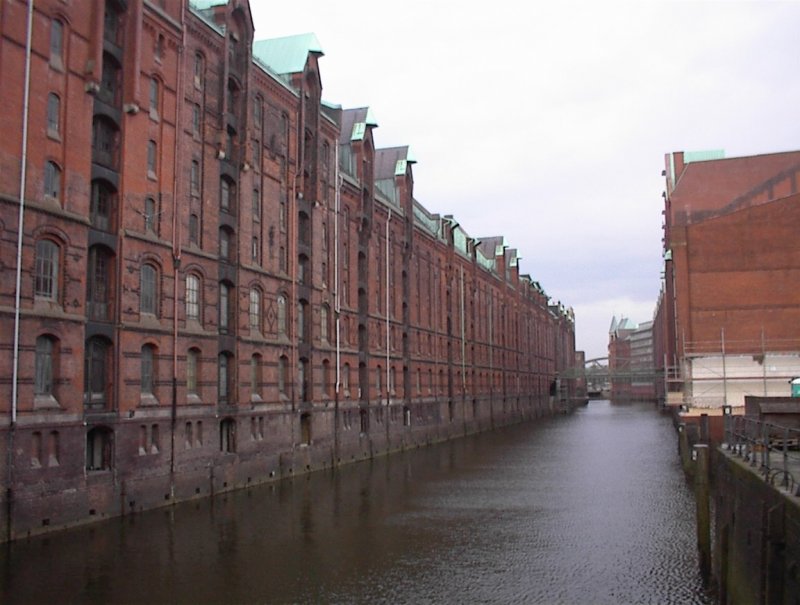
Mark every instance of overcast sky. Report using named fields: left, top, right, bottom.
left=249, top=0, right=800, bottom=361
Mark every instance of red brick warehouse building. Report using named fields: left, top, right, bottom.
left=653, top=149, right=800, bottom=417
left=0, top=0, right=577, bottom=540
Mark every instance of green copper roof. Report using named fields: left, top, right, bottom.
left=684, top=149, right=725, bottom=164
left=350, top=107, right=378, bottom=141
left=189, top=0, right=227, bottom=9
left=252, top=33, right=323, bottom=75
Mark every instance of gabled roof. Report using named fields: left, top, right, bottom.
left=339, top=107, right=378, bottom=144
left=252, top=33, right=323, bottom=75
left=375, top=146, right=416, bottom=179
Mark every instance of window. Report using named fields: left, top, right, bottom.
left=149, top=77, right=159, bottom=117
left=104, top=2, right=122, bottom=46
left=298, top=300, right=309, bottom=343
left=253, top=96, right=263, bottom=125
left=343, top=363, right=350, bottom=395
left=277, top=294, right=287, bottom=335
left=147, top=140, right=157, bottom=177
left=50, top=19, right=64, bottom=65
left=189, top=214, right=199, bottom=245
left=249, top=288, right=261, bottom=332
left=279, top=246, right=287, bottom=273
left=47, top=93, right=60, bottom=136
left=140, top=264, right=158, bottom=316
left=84, top=337, right=111, bottom=409
left=252, top=188, right=261, bottom=222
left=220, top=418, right=235, bottom=453
left=141, top=344, right=156, bottom=395
left=320, top=305, right=329, bottom=342
left=34, top=240, right=60, bottom=300
left=220, top=177, right=234, bottom=212
left=87, top=246, right=112, bottom=320
left=279, top=197, right=287, bottom=232
left=250, top=354, right=262, bottom=399
left=190, top=160, right=200, bottom=194
left=298, top=212, right=310, bottom=245
left=219, top=227, right=232, bottom=261
left=187, top=348, right=199, bottom=396
left=44, top=161, right=61, bottom=200
left=193, top=53, right=204, bottom=89
left=219, top=282, right=233, bottom=333
left=298, top=254, right=309, bottom=285
left=322, top=359, right=331, bottom=395
left=185, top=274, right=200, bottom=320
left=86, top=427, right=112, bottom=471
left=144, top=197, right=156, bottom=232
left=278, top=355, right=289, bottom=395
left=251, top=236, right=260, bottom=264
left=35, top=335, right=57, bottom=397
left=218, top=353, right=233, bottom=403
left=92, top=116, right=120, bottom=169
left=191, top=103, right=201, bottom=137
left=155, top=34, right=164, bottom=62
left=91, top=180, right=116, bottom=231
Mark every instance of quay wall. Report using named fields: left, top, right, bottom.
left=1, top=394, right=562, bottom=541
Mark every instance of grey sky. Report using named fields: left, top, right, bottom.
left=250, top=0, right=800, bottom=360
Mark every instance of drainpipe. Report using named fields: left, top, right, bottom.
left=7, top=0, right=34, bottom=541
left=333, top=144, right=341, bottom=459
left=385, top=209, right=391, bottom=406
left=169, top=0, right=187, bottom=496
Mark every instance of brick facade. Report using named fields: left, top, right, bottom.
left=654, top=150, right=800, bottom=411
left=0, top=0, right=576, bottom=540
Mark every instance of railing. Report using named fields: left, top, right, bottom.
left=724, top=415, right=800, bottom=496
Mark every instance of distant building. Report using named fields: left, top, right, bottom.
left=653, top=149, right=800, bottom=414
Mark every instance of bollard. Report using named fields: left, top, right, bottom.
left=693, top=444, right=711, bottom=585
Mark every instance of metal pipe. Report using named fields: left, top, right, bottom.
left=11, top=0, right=35, bottom=427
left=170, top=0, right=187, bottom=489
left=385, top=209, right=391, bottom=404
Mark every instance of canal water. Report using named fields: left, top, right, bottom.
left=1, top=400, right=712, bottom=604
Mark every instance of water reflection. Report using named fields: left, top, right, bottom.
left=1, top=400, right=711, bottom=604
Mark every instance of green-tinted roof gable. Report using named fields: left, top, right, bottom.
left=253, top=33, right=323, bottom=75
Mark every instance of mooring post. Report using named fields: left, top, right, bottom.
left=693, top=443, right=711, bottom=584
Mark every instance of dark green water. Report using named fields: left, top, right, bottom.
left=1, top=400, right=712, bottom=604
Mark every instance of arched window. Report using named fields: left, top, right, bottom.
left=140, top=263, right=158, bottom=316
left=249, top=287, right=262, bottom=332
left=34, top=239, right=60, bottom=301
left=144, top=196, right=156, bottom=233
left=185, top=274, right=200, bottom=320
left=298, top=254, right=309, bottom=285
left=193, top=53, right=204, bottom=89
